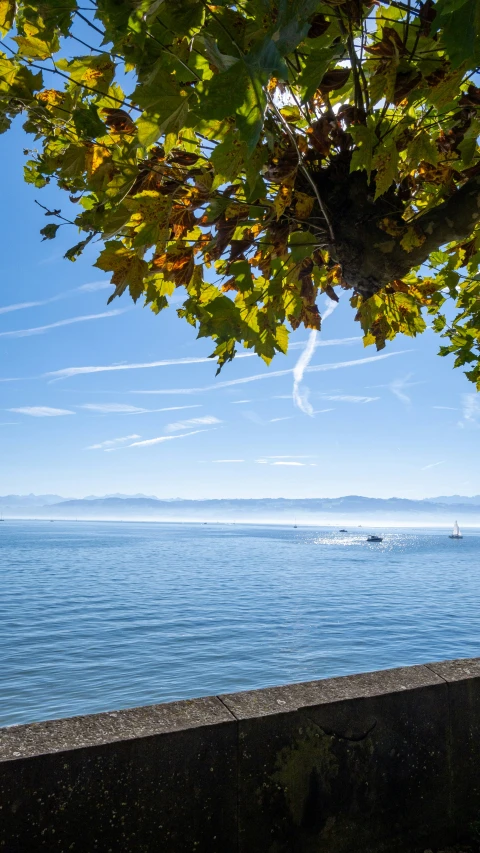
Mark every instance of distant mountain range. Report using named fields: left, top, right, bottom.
left=1, top=493, right=480, bottom=525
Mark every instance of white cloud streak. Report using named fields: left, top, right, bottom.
left=0, top=310, right=126, bottom=339
left=0, top=281, right=112, bottom=318
left=120, top=428, right=212, bottom=449
left=0, top=301, right=46, bottom=315
left=421, top=461, right=445, bottom=471
left=289, top=335, right=360, bottom=350
left=165, top=415, right=221, bottom=433
left=8, top=406, right=75, bottom=417
left=87, top=434, right=141, bottom=450
left=271, top=461, right=305, bottom=466
left=76, top=281, right=112, bottom=292
left=45, top=336, right=361, bottom=380
left=45, top=352, right=255, bottom=380
left=134, top=351, right=408, bottom=396
left=81, top=403, right=149, bottom=414
left=80, top=403, right=202, bottom=415
left=387, top=374, right=419, bottom=405
left=321, top=394, right=379, bottom=404
left=291, top=298, right=339, bottom=417
left=292, top=329, right=317, bottom=416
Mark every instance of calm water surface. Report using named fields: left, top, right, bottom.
left=1, top=520, right=479, bottom=726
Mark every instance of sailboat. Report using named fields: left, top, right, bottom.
left=449, top=520, right=463, bottom=540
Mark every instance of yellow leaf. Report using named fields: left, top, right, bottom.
left=86, top=144, right=110, bottom=178
left=294, top=192, right=315, bottom=220
left=400, top=225, right=426, bottom=253
left=0, top=0, right=15, bottom=36
left=95, top=241, right=148, bottom=302
left=273, top=184, right=292, bottom=219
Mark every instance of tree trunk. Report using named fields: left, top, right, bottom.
left=301, top=161, right=480, bottom=299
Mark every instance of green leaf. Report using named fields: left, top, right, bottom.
left=40, top=223, right=60, bottom=241
left=73, top=105, right=106, bottom=139
left=372, top=139, right=399, bottom=200
left=135, top=77, right=193, bottom=147
left=350, top=123, right=376, bottom=179
left=288, top=230, right=317, bottom=262
left=407, top=130, right=438, bottom=167
left=211, top=136, right=247, bottom=189
left=298, top=44, right=341, bottom=102
left=436, top=0, right=480, bottom=65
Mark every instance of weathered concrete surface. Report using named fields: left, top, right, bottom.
left=220, top=665, right=451, bottom=853
left=1, top=658, right=480, bottom=853
left=428, top=658, right=480, bottom=842
left=0, top=697, right=237, bottom=852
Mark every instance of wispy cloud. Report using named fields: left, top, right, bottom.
left=133, top=351, right=408, bottom=395
left=87, top=434, right=141, bottom=450
left=433, top=406, right=457, bottom=411
left=0, top=281, right=112, bottom=318
left=81, top=403, right=149, bottom=414
left=212, top=459, right=245, bottom=463
left=8, top=406, right=75, bottom=417
left=45, top=337, right=360, bottom=381
left=289, top=335, right=360, bottom=351
left=117, top=429, right=212, bottom=449
left=255, top=455, right=314, bottom=466
left=321, top=394, right=379, bottom=404
left=458, top=393, right=480, bottom=428
left=0, top=300, right=46, bottom=316
left=270, top=416, right=294, bottom=422
left=421, top=461, right=445, bottom=471
left=76, top=281, right=112, bottom=293
left=45, top=352, right=255, bottom=380
left=293, top=329, right=317, bottom=416
left=0, top=421, right=18, bottom=425
left=231, top=399, right=251, bottom=404
left=0, top=310, right=126, bottom=339
left=165, top=415, right=221, bottom=432
left=384, top=374, right=423, bottom=406
left=79, top=403, right=202, bottom=415
left=292, top=298, right=339, bottom=417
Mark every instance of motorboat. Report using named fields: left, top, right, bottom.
left=367, top=535, right=383, bottom=543
left=339, top=529, right=348, bottom=533
left=449, top=520, right=463, bottom=539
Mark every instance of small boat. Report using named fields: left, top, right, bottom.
left=339, top=529, right=348, bottom=533
left=367, top=535, right=383, bottom=543
left=449, top=520, right=463, bottom=539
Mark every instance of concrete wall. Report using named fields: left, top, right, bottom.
left=1, top=658, right=480, bottom=852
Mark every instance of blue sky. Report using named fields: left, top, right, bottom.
left=1, top=122, right=478, bottom=500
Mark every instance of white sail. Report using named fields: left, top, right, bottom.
left=453, top=520, right=460, bottom=536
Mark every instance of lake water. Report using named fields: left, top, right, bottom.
left=1, top=520, right=479, bottom=727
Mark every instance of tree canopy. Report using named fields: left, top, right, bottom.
left=1, top=0, right=480, bottom=380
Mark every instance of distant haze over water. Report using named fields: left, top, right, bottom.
left=1, top=493, right=480, bottom=527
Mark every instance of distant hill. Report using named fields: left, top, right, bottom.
left=2, top=493, right=479, bottom=526
left=424, top=495, right=480, bottom=506
left=0, top=494, right=67, bottom=507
